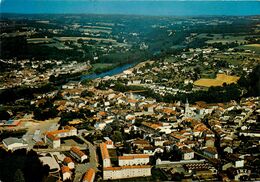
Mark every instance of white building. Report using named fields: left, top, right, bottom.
left=180, top=147, right=194, bottom=160
left=3, top=137, right=28, bottom=151
left=100, top=142, right=151, bottom=180
left=154, top=138, right=165, bottom=147
left=45, top=134, right=60, bottom=149
left=39, top=156, right=60, bottom=173
left=70, top=146, right=88, bottom=163
left=61, top=166, right=71, bottom=181
left=224, top=146, right=233, bottom=154
left=104, top=137, right=114, bottom=149
left=103, top=165, right=151, bottom=180
left=118, top=154, right=150, bottom=166
left=100, top=143, right=111, bottom=167
left=44, top=126, right=77, bottom=148
left=63, top=157, right=75, bottom=169
left=94, top=122, right=107, bottom=130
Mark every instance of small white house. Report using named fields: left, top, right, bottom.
left=61, top=166, right=71, bottom=181
left=70, top=146, right=88, bottom=163
left=224, top=146, right=233, bottom=154
left=63, top=157, right=75, bottom=169
left=180, top=147, right=194, bottom=160
left=154, top=138, right=165, bottom=147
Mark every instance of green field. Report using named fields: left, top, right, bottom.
left=27, top=38, right=53, bottom=44
left=237, top=44, right=260, bottom=54
left=54, top=36, right=117, bottom=43
left=197, top=33, right=248, bottom=44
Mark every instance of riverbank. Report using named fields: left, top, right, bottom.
left=80, top=63, right=136, bottom=81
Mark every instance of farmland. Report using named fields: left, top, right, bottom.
left=53, top=36, right=117, bottom=43
left=237, top=44, right=260, bottom=54
left=196, top=33, right=249, bottom=44
left=194, top=73, right=240, bottom=87
left=27, top=38, right=53, bottom=44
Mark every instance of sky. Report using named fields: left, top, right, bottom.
left=1, top=0, right=260, bottom=15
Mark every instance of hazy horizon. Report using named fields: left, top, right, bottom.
left=1, top=0, right=260, bottom=16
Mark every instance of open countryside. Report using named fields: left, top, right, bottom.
left=194, top=74, right=240, bottom=87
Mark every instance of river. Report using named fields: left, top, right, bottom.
left=80, top=63, right=135, bottom=81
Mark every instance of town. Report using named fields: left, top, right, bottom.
left=0, top=14, right=260, bottom=182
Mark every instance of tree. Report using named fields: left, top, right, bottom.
left=14, top=169, right=25, bottom=182
left=172, top=172, right=184, bottom=181
left=103, top=125, right=113, bottom=136
left=0, top=108, right=11, bottom=120
left=112, top=131, right=123, bottom=142
left=81, top=89, right=94, bottom=97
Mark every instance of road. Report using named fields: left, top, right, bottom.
left=73, top=135, right=98, bottom=182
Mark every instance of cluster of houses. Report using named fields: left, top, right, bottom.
left=0, top=58, right=89, bottom=90
left=1, top=59, right=259, bottom=181
left=30, top=76, right=258, bottom=181
left=60, top=146, right=90, bottom=181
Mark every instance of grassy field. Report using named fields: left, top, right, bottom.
left=27, top=38, right=53, bottom=44
left=54, top=36, right=117, bottom=43
left=83, top=25, right=112, bottom=30
left=194, top=73, right=240, bottom=87
left=237, top=44, right=260, bottom=54
left=197, top=33, right=248, bottom=44
left=213, top=54, right=244, bottom=66
left=81, top=28, right=112, bottom=34
left=46, top=42, right=72, bottom=50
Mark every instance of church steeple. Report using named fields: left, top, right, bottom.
left=185, top=98, right=189, bottom=116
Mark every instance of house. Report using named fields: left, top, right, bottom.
left=104, top=137, right=114, bottom=149
left=205, top=137, right=215, bottom=147
left=224, top=146, right=233, bottom=154
left=70, top=146, right=88, bottom=163
left=144, top=104, right=154, bottom=113
left=143, top=146, right=156, bottom=155
left=193, top=123, right=209, bottom=137
left=180, top=147, right=194, bottom=160
left=132, top=139, right=151, bottom=149
left=83, top=168, right=95, bottom=182
left=226, top=154, right=244, bottom=168
left=63, top=157, right=75, bottom=169
left=128, top=99, right=138, bottom=108
left=3, top=137, right=28, bottom=151
left=170, top=133, right=187, bottom=143
left=61, top=166, right=72, bottom=181
left=45, top=134, right=60, bottom=148
left=94, top=122, right=107, bottom=130
left=203, top=147, right=218, bottom=159
left=154, top=138, right=165, bottom=147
